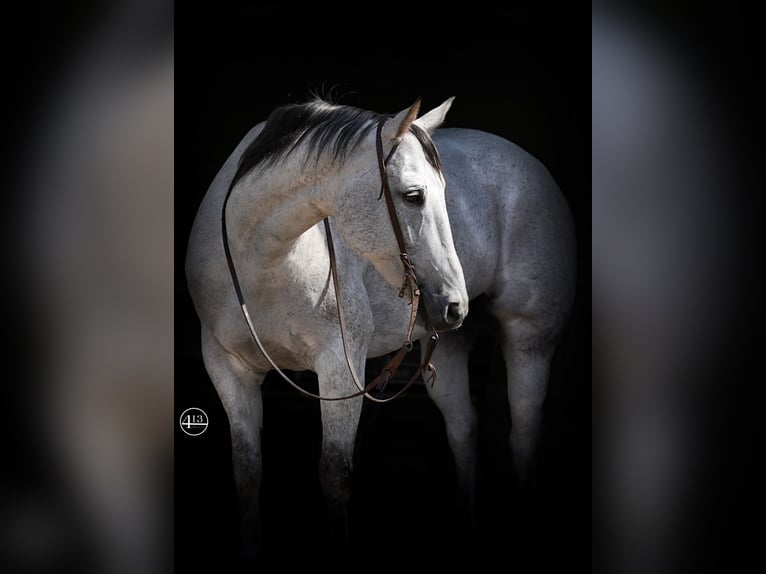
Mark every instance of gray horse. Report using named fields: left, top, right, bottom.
left=185, top=98, right=576, bottom=562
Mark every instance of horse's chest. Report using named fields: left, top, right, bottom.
left=237, top=266, right=336, bottom=370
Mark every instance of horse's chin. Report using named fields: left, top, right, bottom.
left=417, top=305, right=462, bottom=333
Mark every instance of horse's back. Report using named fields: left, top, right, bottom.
left=434, top=128, right=577, bottom=335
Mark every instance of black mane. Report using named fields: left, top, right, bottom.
left=229, top=99, right=442, bottom=190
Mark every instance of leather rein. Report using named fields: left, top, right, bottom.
left=221, top=118, right=439, bottom=402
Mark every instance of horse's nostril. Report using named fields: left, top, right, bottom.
left=446, top=302, right=463, bottom=325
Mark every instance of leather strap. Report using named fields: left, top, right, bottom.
left=222, top=116, right=439, bottom=402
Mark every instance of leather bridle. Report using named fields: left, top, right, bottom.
left=222, top=117, right=439, bottom=402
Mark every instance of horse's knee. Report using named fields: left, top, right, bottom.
left=443, top=415, right=478, bottom=483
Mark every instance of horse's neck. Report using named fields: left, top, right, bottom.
left=226, top=157, right=340, bottom=267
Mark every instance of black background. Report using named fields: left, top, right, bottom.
left=176, top=4, right=590, bottom=571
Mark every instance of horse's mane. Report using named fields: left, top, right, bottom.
left=230, top=99, right=442, bottom=191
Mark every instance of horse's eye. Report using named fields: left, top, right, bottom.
left=402, top=188, right=425, bottom=207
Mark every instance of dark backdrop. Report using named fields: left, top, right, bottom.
left=176, top=5, right=590, bottom=571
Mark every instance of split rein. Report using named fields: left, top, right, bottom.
left=221, top=118, right=439, bottom=403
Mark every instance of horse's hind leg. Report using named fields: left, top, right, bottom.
left=499, top=320, right=557, bottom=490
left=200, top=328, right=265, bottom=568
left=422, top=332, right=478, bottom=533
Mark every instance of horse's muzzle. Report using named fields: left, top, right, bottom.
left=421, top=289, right=468, bottom=332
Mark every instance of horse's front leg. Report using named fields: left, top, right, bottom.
left=315, top=349, right=365, bottom=561
left=422, top=331, right=478, bottom=534
left=200, top=328, right=265, bottom=570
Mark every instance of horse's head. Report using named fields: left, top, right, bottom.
left=336, top=98, right=469, bottom=332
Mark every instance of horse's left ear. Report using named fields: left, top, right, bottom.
left=415, top=97, right=455, bottom=133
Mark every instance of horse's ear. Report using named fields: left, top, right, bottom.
left=415, top=97, right=455, bottom=133
left=382, top=98, right=421, bottom=142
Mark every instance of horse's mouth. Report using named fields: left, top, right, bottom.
left=417, top=297, right=466, bottom=333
